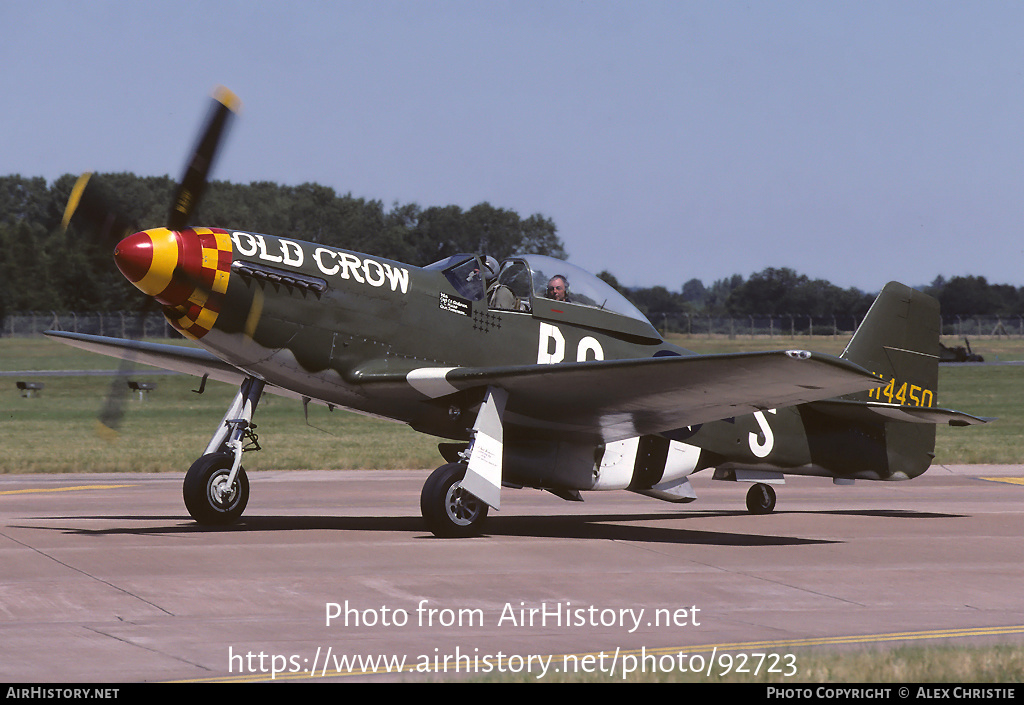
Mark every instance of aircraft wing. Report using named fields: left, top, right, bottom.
left=43, top=331, right=249, bottom=388
left=46, top=332, right=887, bottom=443
left=393, top=350, right=883, bottom=443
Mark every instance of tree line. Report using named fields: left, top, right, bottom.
left=604, top=268, right=1024, bottom=322
left=0, top=173, right=563, bottom=315
left=2, top=173, right=1022, bottom=323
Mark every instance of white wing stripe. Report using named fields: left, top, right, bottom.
left=407, top=367, right=460, bottom=398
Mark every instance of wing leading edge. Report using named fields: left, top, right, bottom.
left=44, top=330, right=248, bottom=388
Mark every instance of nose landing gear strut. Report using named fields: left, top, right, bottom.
left=183, top=376, right=264, bottom=525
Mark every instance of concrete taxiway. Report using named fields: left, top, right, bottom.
left=1, top=464, right=1023, bottom=682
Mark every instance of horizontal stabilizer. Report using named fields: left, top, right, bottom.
left=809, top=399, right=994, bottom=426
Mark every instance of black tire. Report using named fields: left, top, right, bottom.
left=745, top=482, right=776, bottom=515
left=183, top=452, right=249, bottom=525
left=420, top=462, right=488, bottom=538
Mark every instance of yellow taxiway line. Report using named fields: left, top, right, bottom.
left=180, top=624, right=1024, bottom=683
left=0, top=484, right=134, bottom=495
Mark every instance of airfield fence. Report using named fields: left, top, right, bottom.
left=4, top=311, right=1024, bottom=340
left=4, top=312, right=174, bottom=339
left=648, top=312, right=1024, bottom=339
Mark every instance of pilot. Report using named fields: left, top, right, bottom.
left=546, top=275, right=570, bottom=302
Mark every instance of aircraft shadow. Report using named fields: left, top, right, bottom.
left=13, top=506, right=958, bottom=546
left=469, top=513, right=836, bottom=545
left=13, top=511, right=839, bottom=546
left=794, top=509, right=964, bottom=519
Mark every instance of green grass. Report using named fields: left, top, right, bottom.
left=479, top=644, right=1024, bottom=683
left=784, top=644, right=1024, bottom=684
left=932, top=364, right=1024, bottom=464
left=0, top=336, right=439, bottom=473
left=2, top=334, right=1022, bottom=473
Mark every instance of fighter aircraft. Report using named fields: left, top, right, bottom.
left=50, top=88, right=989, bottom=537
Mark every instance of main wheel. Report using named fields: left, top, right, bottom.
left=183, top=452, right=249, bottom=525
left=745, top=482, right=777, bottom=515
left=420, top=462, right=488, bottom=538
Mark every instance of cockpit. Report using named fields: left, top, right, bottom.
left=427, top=253, right=658, bottom=339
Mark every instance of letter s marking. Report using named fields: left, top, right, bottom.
left=748, top=409, right=777, bottom=458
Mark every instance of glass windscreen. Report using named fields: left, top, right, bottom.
left=492, top=255, right=648, bottom=322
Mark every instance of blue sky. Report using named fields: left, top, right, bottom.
left=4, top=1, right=1024, bottom=292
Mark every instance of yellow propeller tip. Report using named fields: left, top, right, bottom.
left=214, top=85, right=242, bottom=114
left=94, top=419, right=120, bottom=444
left=61, top=172, right=93, bottom=231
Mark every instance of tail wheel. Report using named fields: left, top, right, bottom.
left=183, top=452, right=249, bottom=525
left=420, top=462, right=488, bottom=538
left=745, top=482, right=777, bottom=515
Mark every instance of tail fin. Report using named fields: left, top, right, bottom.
left=833, top=282, right=941, bottom=478
left=691, top=283, right=988, bottom=486
left=841, top=281, right=940, bottom=405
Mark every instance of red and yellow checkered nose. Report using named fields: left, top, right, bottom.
left=114, top=227, right=233, bottom=340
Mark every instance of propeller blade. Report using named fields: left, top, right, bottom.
left=61, top=86, right=242, bottom=437
left=95, top=300, right=157, bottom=441
left=168, top=86, right=241, bottom=231
left=60, top=172, right=91, bottom=230
left=60, top=172, right=139, bottom=243
left=96, top=356, right=133, bottom=440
